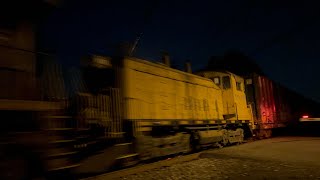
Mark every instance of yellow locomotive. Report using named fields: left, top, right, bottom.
left=119, top=56, right=254, bottom=153
left=61, top=55, right=255, bottom=175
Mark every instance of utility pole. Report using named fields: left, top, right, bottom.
left=129, top=32, right=143, bottom=56
left=128, top=0, right=158, bottom=57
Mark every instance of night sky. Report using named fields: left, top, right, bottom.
left=39, top=0, right=320, bottom=102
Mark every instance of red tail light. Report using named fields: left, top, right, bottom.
left=302, top=115, right=309, bottom=118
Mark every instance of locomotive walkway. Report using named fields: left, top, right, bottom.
left=86, top=137, right=320, bottom=180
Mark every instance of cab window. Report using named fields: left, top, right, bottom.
left=246, top=78, right=253, bottom=85
left=212, top=77, right=220, bottom=85
left=222, top=76, right=231, bottom=89
left=236, top=82, right=242, bottom=91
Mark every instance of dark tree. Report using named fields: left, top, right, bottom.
left=113, top=42, right=134, bottom=57
left=206, top=50, right=264, bottom=76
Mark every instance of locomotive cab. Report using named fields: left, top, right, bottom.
left=197, top=71, right=253, bottom=122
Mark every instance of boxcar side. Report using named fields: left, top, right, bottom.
left=244, top=73, right=306, bottom=137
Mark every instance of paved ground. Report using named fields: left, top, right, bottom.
left=119, top=137, right=320, bottom=180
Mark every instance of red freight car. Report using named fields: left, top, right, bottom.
left=244, top=73, right=293, bottom=138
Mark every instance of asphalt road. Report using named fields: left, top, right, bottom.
left=120, top=137, right=320, bottom=180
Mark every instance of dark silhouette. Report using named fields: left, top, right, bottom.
left=205, top=50, right=264, bottom=76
